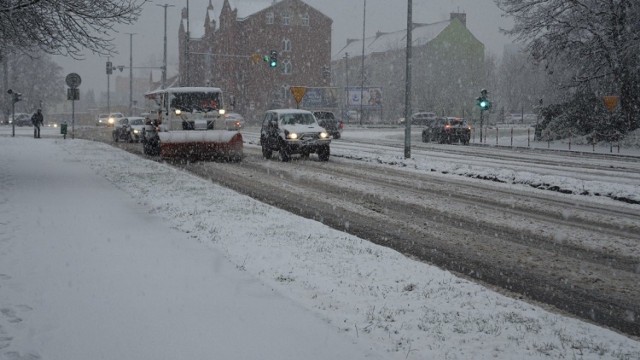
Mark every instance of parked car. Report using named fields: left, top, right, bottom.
left=410, top=111, right=436, bottom=126
left=12, top=113, right=32, bottom=126
left=223, top=112, right=245, bottom=131
left=313, top=111, right=343, bottom=139
left=422, top=117, right=471, bottom=144
left=260, top=109, right=331, bottom=162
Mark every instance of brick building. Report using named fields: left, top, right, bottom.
left=178, top=0, right=332, bottom=122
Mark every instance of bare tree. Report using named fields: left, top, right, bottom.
left=495, top=0, right=640, bottom=130
left=0, top=0, right=147, bottom=59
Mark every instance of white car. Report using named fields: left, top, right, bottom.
left=126, top=117, right=146, bottom=142
left=224, top=113, right=245, bottom=131
left=259, top=109, right=331, bottom=162
left=97, top=112, right=124, bottom=127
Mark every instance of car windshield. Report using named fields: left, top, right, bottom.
left=280, top=113, right=316, bottom=125
left=170, top=92, right=222, bottom=112
left=130, top=119, right=144, bottom=125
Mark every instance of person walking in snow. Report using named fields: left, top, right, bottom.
left=31, top=109, right=44, bottom=138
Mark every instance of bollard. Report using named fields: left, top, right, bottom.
left=527, top=128, right=530, bottom=148
left=510, top=127, right=513, bottom=147
left=60, top=123, right=68, bottom=139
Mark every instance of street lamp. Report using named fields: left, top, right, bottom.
left=125, top=33, right=136, bottom=115
left=404, top=0, right=412, bottom=159
left=157, top=4, right=174, bottom=89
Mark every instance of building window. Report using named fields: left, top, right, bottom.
left=301, top=13, right=309, bottom=26
left=282, top=12, right=290, bottom=26
left=282, top=59, right=292, bottom=75
left=266, top=12, right=274, bottom=24
left=282, top=38, right=291, bottom=52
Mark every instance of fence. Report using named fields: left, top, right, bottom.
left=470, top=126, right=636, bottom=155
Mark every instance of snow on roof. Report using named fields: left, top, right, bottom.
left=231, top=0, right=273, bottom=19
left=269, top=108, right=314, bottom=114
left=186, top=0, right=273, bottom=38
left=145, top=86, right=223, bottom=96
left=333, top=20, right=451, bottom=61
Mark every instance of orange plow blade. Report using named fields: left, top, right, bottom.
left=158, top=131, right=243, bottom=161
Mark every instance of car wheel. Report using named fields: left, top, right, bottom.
left=421, top=131, right=429, bottom=143
left=333, top=132, right=341, bottom=140
left=279, top=144, right=291, bottom=162
left=113, top=131, right=119, bottom=142
left=318, top=145, right=330, bottom=161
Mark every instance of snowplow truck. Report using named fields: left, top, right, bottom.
left=141, top=87, right=243, bottom=161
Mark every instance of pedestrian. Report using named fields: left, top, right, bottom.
left=31, top=109, right=43, bottom=138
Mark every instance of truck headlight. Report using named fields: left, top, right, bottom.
left=175, top=109, right=182, bottom=115
left=287, top=132, right=298, bottom=140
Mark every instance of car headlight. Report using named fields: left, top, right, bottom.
left=218, top=109, right=226, bottom=115
left=133, top=129, right=139, bottom=134
left=287, top=132, right=298, bottom=140
left=108, top=118, right=115, bottom=124
left=320, top=131, right=329, bottom=139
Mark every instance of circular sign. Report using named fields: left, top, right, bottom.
left=65, top=73, right=82, bottom=88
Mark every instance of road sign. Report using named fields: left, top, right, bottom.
left=603, top=96, right=619, bottom=112
left=65, top=73, right=81, bottom=88
left=290, top=86, right=306, bottom=105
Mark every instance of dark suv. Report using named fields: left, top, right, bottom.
left=422, top=117, right=471, bottom=144
left=313, top=111, right=343, bottom=139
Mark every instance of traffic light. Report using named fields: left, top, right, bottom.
left=269, top=50, right=277, bottom=68
left=106, top=61, right=113, bottom=75
left=477, top=97, right=491, bottom=110
left=8, top=89, right=22, bottom=103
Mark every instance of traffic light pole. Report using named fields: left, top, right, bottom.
left=11, top=96, right=15, bottom=137
left=479, top=109, right=484, bottom=143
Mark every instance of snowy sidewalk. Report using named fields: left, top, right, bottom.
left=2, top=128, right=639, bottom=359
left=0, top=134, right=383, bottom=360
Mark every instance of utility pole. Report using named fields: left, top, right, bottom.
left=404, top=0, right=412, bottom=159
left=344, top=52, right=349, bottom=122
left=126, top=33, right=136, bottom=115
left=107, top=56, right=111, bottom=115
left=360, top=0, right=366, bottom=126
left=157, top=4, right=174, bottom=89
left=185, top=0, right=190, bottom=86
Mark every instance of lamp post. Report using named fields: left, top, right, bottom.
left=404, top=0, right=412, bottom=159
left=157, top=4, right=174, bottom=89
left=344, top=52, right=349, bottom=122
left=360, top=0, right=366, bottom=126
left=126, top=33, right=136, bottom=115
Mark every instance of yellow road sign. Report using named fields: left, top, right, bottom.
left=290, top=86, right=306, bottom=105
left=603, top=96, right=619, bottom=112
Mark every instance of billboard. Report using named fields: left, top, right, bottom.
left=346, top=87, right=383, bottom=109
left=300, top=87, right=339, bottom=109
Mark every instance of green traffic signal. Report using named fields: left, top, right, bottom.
left=269, top=50, right=277, bottom=68
left=477, top=96, right=491, bottom=110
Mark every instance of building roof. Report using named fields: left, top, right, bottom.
left=332, top=20, right=451, bottom=61
left=185, top=0, right=273, bottom=38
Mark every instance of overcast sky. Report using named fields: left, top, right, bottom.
left=54, top=0, right=513, bottom=95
